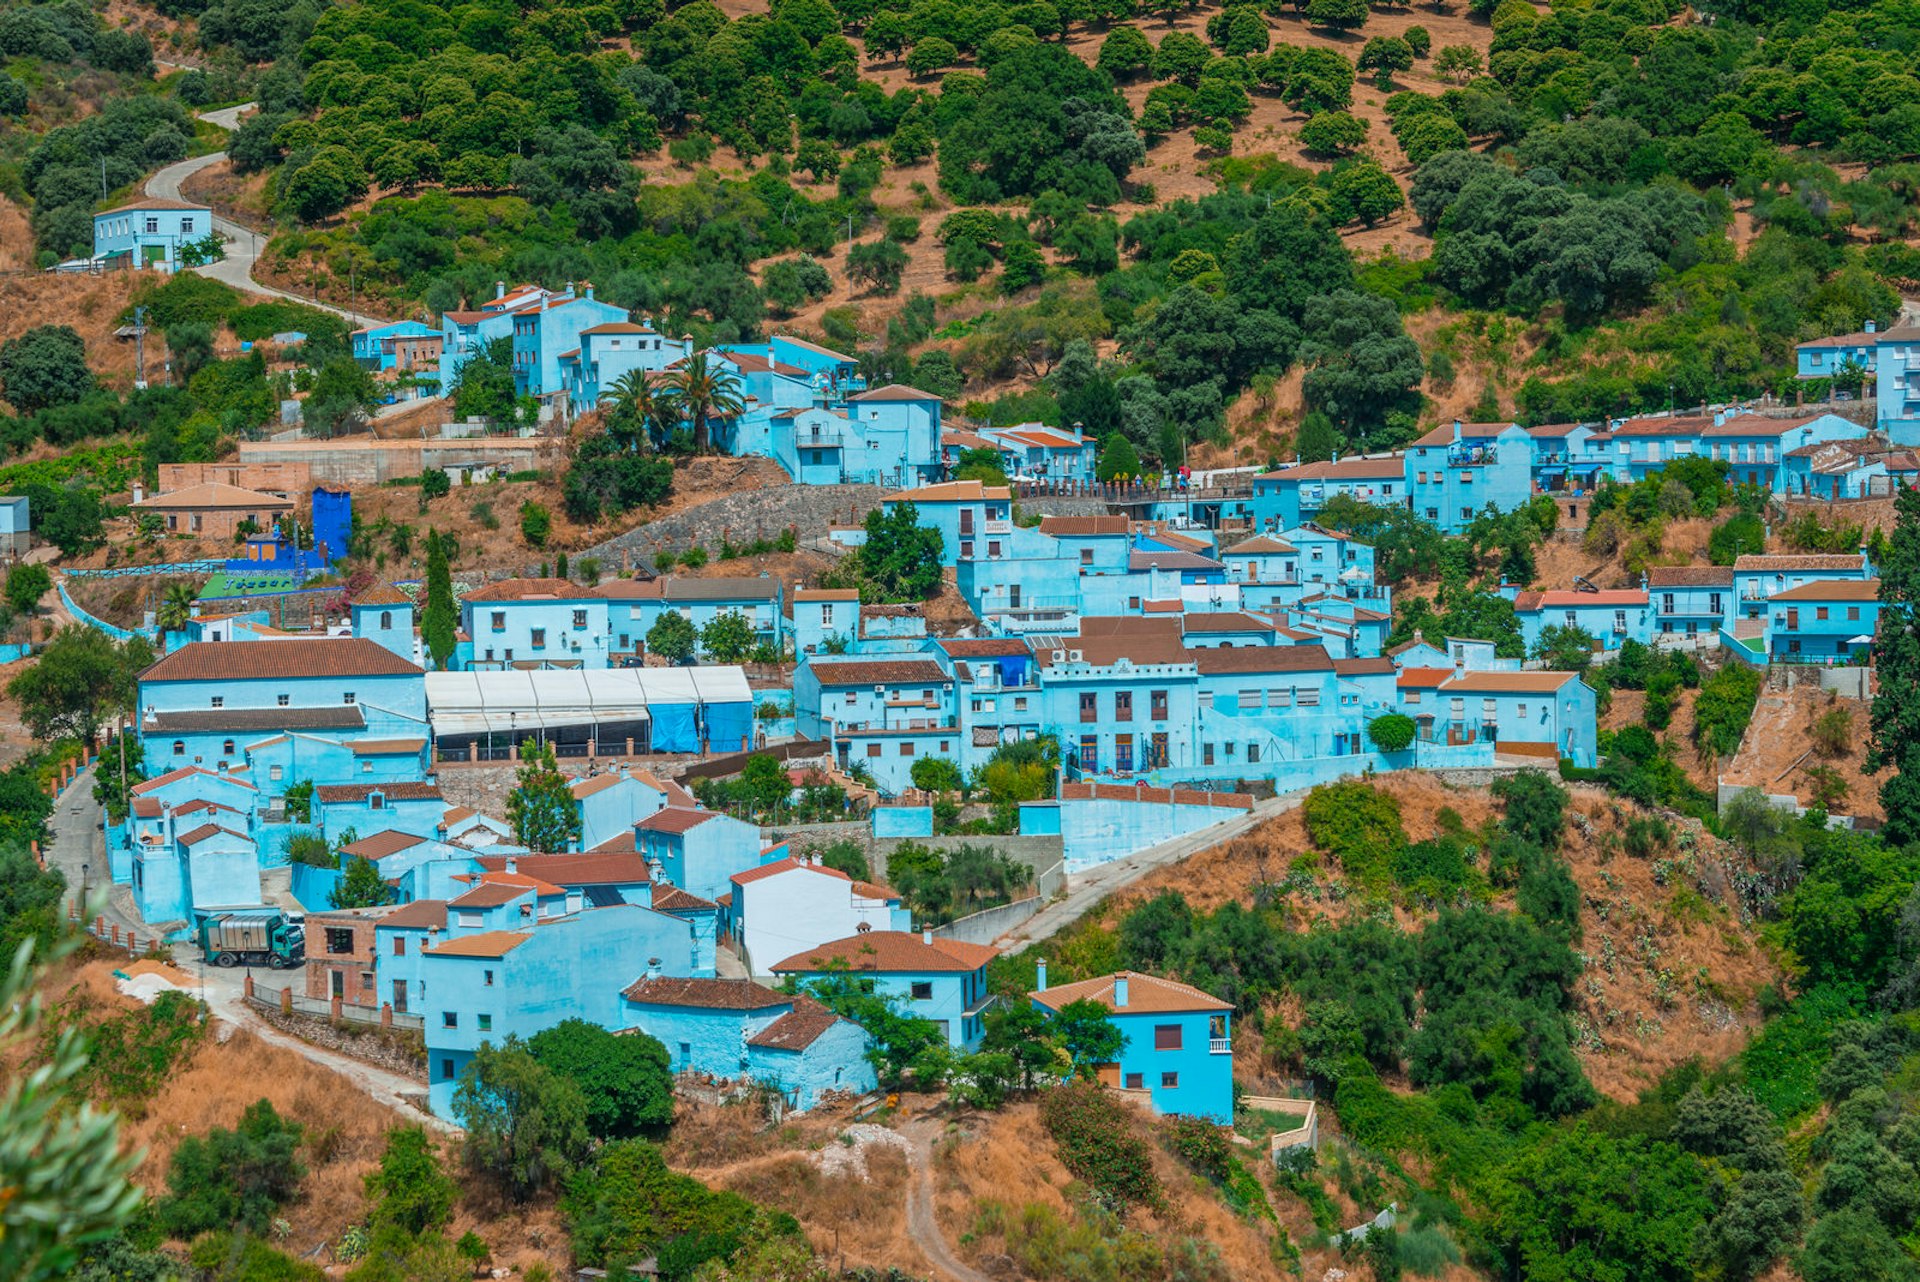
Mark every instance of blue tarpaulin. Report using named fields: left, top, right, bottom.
left=703, top=701, right=754, bottom=753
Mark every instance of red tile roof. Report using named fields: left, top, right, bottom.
left=771, top=931, right=998, bottom=974
left=1031, top=970, right=1231, bottom=1014
left=621, top=975, right=789, bottom=1008
left=425, top=931, right=530, bottom=958
left=339, top=830, right=428, bottom=860
left=747, top=999, right=846, bottom=1051
left=732, top=855, right=849, bottom=887
left=1061, top=782, right=1253, bottom=810
left=636, top=806, right=718, bottom=835
left=461, top=577, right=600, bottom=601
left=315, top=782, right=443, bottom=802
left=1038, top=515, right=1128, bottom=537
left=473, top=852, right=652, bottom=884
left=1441, top=671, right=1580, bottom=693
left=1733, top=554, right=1868, bottom=573
left=142, top=638, right=421, bottom=683
left=1767, top=579, right=1881, bottom=602
left=649, top=885, right=718, bottom=912
left=449, top=882, right=531, bottom=908
left=1647, top=566, right=1734, bottom=587
left=1511, top=589, right=1648, bottom=610
left=377, top=900, right=448, bottom=930
left=807, top=659, right=949, bottom=686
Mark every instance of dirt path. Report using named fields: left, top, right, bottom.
left=900, top=1117, right=993, bottom=1282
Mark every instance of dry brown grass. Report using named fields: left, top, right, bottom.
left=1720, top=680, right=1883, bottom=824
left=0, top=264, right=171, bottom=404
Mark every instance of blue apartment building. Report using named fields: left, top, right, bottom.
left=1796, top=322, right=1882, bottom=380
left=1512, top=589, right=1655, bottom=655
left=459, top=578, right=612, bottom=671
left=1648, top=567, right=1734, bottom=637
left=1030, top=966, right=1233, bottom=1123
left=1037, top=621, right=1197, bottom=778
left=1411, top=671, right=1598, bottom=766
left=557, top=322, right=691, bottom=411
left=1192, top=644, right=1362, bottom=767
left=797, top=657, right=959, bottom=794
left=1525, top=421, right=1608, bottom=496
left=606, top=577, right=784, bottom=661
left=419, top=900, right=708, bottom=1115
left=634, top=807, right=770, bottom=902
left=136, top=637, right=428, bottom=776
left=1406, top=421, right=1533, bottom=533
left=92, top=199, right=211, bottom=272
left=1871, top=327, right=1920, bottom=444
left=977, top=423, right=1098, bottom=483
left=1701, top=412, right=1863, bottom=490
left=509, top=286, right=629, bottom=403
left=883, top=480, right=999, bottom=568
left=314, top=781, right=445, bottom=845
left=1251, top=455, right=1406, bottom=531
left=619, top=976, right=876, bottom=1112
left=791, top=588, right=862, bottom=656
left=772, top=930, right=999, bottom=1052
left=1764, top=579, right=1880, bottom=662
left=1732, top=552, right=1874, bottom=621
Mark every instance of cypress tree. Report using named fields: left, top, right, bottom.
left=422, top=530, right=455, bottom=670
left=1870, top=484, right=1920, bottom=843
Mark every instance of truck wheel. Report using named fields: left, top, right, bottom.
left=215, top=952, right=238, bottom=968
left=267, top=954, right=291, bottom=970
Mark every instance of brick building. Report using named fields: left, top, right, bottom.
left=303, top=904, right=405, bottom=1008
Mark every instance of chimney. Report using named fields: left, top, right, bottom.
left=922, top=928, right=933, bottom=945
left=495, top=281, right=505, bottom=300
left=582, top=281, right=594, bottom=300
left=1035, top=958, right=1048, bottom=992
left=131, top=481, right=145, bottom=504
left=1451, top=418, right=1462, bottom=443
left=646, top=956, right=661, bottom=980
left=1412, top=627, right=1423, bottom=644
left=505, top=856, right=517, bottom=874
left=1868, top=320, right=1878, bottom=334
left=1113, top=975, right=1129, bottom=1008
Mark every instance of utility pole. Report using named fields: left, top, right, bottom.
left=131, top=305, right=148, bottom=391
left=100, top=155, right=107, bottom=199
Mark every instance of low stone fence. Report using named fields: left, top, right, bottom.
left=247, top=976, right=425, bottom=1033
left=774, top=821, right=1067, bottom=898
left=1242, top=1094, right=1319, bottom=1160
left=933, top=896, right=1042, bottom=946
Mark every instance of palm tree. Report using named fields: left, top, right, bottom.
left=156, top=583, right=197, bottom=634
left=597, top=370, right=676, bottom=452
left=668, top=351, right=746, bottom=454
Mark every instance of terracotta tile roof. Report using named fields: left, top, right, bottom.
left=1607, top=414, right=1714, bottom=438
left=1181, top=612, right=1273, bottom=634
left=1733, top=554, right=1867, bottom=573
left=142, top=638, right=421, bottom=683
left=1141, top=528, right=1211, bottom=553
left=649, top=885, right=718, bottom=912
left=1525, top=422, right=1586, bottom=437
left=570, top=773, right=628, bottom=799
left=1223, top=535, right=1298, bottom=554
left=747, top=999, right=845, bottom=1051
left=315, top=782, right=443, bottom=802
left=731, top=855, right=848, bottom=887
left=621, top=975, right=789, bottom=1008
left=1767, top=579, right=1881, bottom=602
left=1797, top=329, right=1881, bottom=348
left=134, top=482, right=294, bottom=510
left=938, top=638, right=1033, bottom=657
left=1647, top=566, right=1734, bottom=587
left=131, top=765, right=256, bottom=794
left=449, top=882, right=531, bottom=908
left=636, top=806, right=718, bottom=835
left=1397, top=666, right=1457, bottom=688
left=461, top=577, right=600, bottom=602
left=579, top=321, right=658, bottom=335
left=425, top=930, right=530, bottom=958
left=177, top=823, right=248, bottom=846
left=339, top=830, right=428, bottom=861
left=850, top=383, right=941, bottom=402
left=1031, top=970, right=1231, bottom=1014
left=471, top=852, right=650, bottom=884
left=145, top=706, right=366, bottom=733
left=942, top=428, right=1000, bottom=450
left=1512, top=589, right=1648, bottom=610
left=1038, top=515, right=1128, bottom=537
left=853, top=879, right=900, bottom=900
left=350, top=738, right=426, bottom=755
left=353, top=582, right=412, bottom=606
left=99, top=197, right=208, bottom=213
left=884, top=480, right=1009, bottom=502
left=807, top=659, right=949, bottom=686
left=1410, top=421, right=1515, bottom=447
left=1259, top=455, right=1405, bottom=482
left=1334, top=657, right=1397, bottom=675
left=132, top=797, right=161, bottom=818
left=1127, top=550, right=1224, bottom=573
left=793, top=588, right=860, bottom=602
left=771, top=931, right=998, bottom=975
left=1192, top=645, right=1333, bottom=674
left=1701, top=413, right=1825, bottom=438
left=1033, top=618, right=1191, bottom=667
left=1441, top=671, right=1580, bottom=693
left=1061, top=782, right=1252, bottom=810
left=1142, top=599, right=1183, bottom=613
left=377, top=899, right=448, bottom=930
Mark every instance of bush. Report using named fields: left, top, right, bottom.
left=1694, top=664, right=1761, bottom=758
left=158, top=1099, right=306, bottom=1237
left=519, top=501, right=552, bottom=548
left=1811, top=707, right=1853, bottom=758
left=1040, top=1082, right=1161, bottom=1212
left=1303, top=780, right=1408, bottom=891
left=527, top=1019, right=675, bottom=1140
left=1368, top=713, right=1416, bottom=753
left=563, top=1139, right=775, bottom=1273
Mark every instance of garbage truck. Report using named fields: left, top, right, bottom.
left=195, top=910, right=305, bottom=969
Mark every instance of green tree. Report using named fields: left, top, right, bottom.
left=1299, top=111, right=1368, bottom=155
left=906, top=36, right=958, bottom=79
left=528, top=1019, right=675, bottom=1139
left=304, top=358, right=378, bottom=437
left=1871, top=485, right=1920, bottom=843
left=1367, top=713, right=1416, bottom=752
left=598, top=369, right=678, bottom=450
left=0, top=934, right=144, bottom=1282
left=330, top=856, right=396, bottom=909
left=1433, top=44, right=1482, bottom=83
left=519, top=501, right=551, bottom=548
left=507, top=740, right=581, bottom=852
left=846, top=239, right=910, bottom=295
left=1096, top=434, right=1141, bottom=481
left=422, top=530, right=456, bottom=670
left=453, top=1040, right=593, bottom=1203
left=0, top=325, right=95, bottom=413
left=364, top=1126, right=457, bottom=1238
left=158, top=1099, right=307, bottom=1237
left=1328, top=160, right=1406, bottom=225
left=1097, top=24, right=1153, bottom=79
left=699, top=611, right=755, bottom=664
left=156, top=582, right=198, bottom=634
left=166, top=323, right=215, bottom=385
left=419, top=467, right=451, bottom=502
left=1531, top=623, right=1597, bottom=672
left=561, top=1138, right=766, bottom=1272
left=1052, top=997, right=1125, bottom=1078
left=450, top=338, right=519, bottom=423
left=1305, top=0, right=1368, bottom=28
left=1295, top=409, right=1341, bottom=462
left=8, top=627, right=152, bottom=748
left=853, top=501, right=944, bottom=601
left=1357, top=36, right=1414, bottom=79
left=910, top=756, right=965, bottom=794
left=4, top=563, right=50, bottom=616
left=668, top=351, right=746, bottom=453
left=647, top=611, right=697, bottom=665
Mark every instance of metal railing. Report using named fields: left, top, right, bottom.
left=248, top=980, right=425, bottom=1031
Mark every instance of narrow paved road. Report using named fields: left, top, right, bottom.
left=995, top=787, right=1310, bottom=954
left=42, top=762, right=140, bottom=933
left=145, top=103, right=392, bottom=328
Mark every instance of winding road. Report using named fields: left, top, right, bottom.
left=145, top=102, right=391, bottom=328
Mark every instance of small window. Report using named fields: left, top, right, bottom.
left=1154, top=1024, right=1183, bottom=1051
left=900, top=742, right=914, bottom=756
left=392, top=936, right=406, bottom=956
left=277, top=694, right=290, bottom=707
left=343, top=692, right=356, bottom=705
left=1125, top=1073, right=1144, bottom=1089
left=867, top=743, right=881, bottom=757
left=173, top=741, right=186, bottom=756
left=223, top=739, right=235, bottom=755
left=910, top=981, right=933, bottom=1001
left=326, top=927, right=355, bottom=954
left=369, top=793, right=385, bottom=810
left=441, top=1057, right=455, bottom=1080
left=1161, top=1072, right=1179, bottom=1088
left=210, top=695, right=224, bottom=708
left=442, top=1012, right=458, bottom=1028
left=269, top=765, right=284, bottom=781
left=478, top=1014, right=492, bottom=1032
left=483, top=969, right=495, bottom=987
left=531, top=629, right=546, bottom=649
left=572, top=609, right=587, bottom=628
left=491, top=611, right=505, bottom=631
left=380, top=610, right=392, bottom=628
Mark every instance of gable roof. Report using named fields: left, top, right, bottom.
left=747, top=1000, right=846, bottom=1051
left=1031, top=970, right=1232, bottom=1014
left=315, top=781, right=443, bottom=803
left=1768, top=579, right=1881, bottom=602
left=461, top=577, right=601, bottom=602
left=885, top=480, right=1009, bottom=503
left=849, top=383, right=941, bottom=402
left=1223, top=535, right=1299, bottom=555
left=1032, top=618, right=1191, bottom=669
left=339, top=830, right=428, bottom=861
left=145, top=706, right=365, bottom=734
left=772, top=334, right=856, bottom=363
left=473, top=852, right=652, bottom=885
left=1410, top=421, right=1518, bottom=448
left=1397, top=666, right=1457, bottom=689
left=1180, top=612, right=1274, bottom=635
left=1127, top=550, right=1225, bottom=573
left=1440, top=671, right=1580, bottom=693
left=425, top=930, right=530, bottom=958
left=1038, top=515, right=1128, bottom=537
left=621, top=975, right=789, bottom=1009
left=731, top=855, right=850, bottom=887
left=649, top=885, right=719, bottom=912
left=1733, top=554, right=1867, bottom=573
left=177, top=823, right=249, bottom=847
left=352, top=582, right=412, bottom=607
left=1511, top=589, right=1648, bottom=611
left=807, top=659, right=949, bottom=686
left=98, top=198, right=209, bottom=215
left=377, top=899, right=448, bottom=930
left=1192, top=644, right=1334, bottom=675
left=771, top=931, right=998, bottom=975
left=132, top=765, right=257, bottom=795
left=142, top=638, right=422, bottom=683
left=1647, top=566, right=1735, bottom=587
left=1334, top=656, right=1397, bottom=676
left=636, top=806, right=718, bottom=835
left=133, top=482, right=294, bottom=511
left=449, top=882, right=532, bottom=909
left=1701, top=412, right=1830, bottom=438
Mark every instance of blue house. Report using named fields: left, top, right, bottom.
left=1251, top=455, right=1405, bottom=532
left=314, top=782, right=445, bottom=846
left=1512, top=589, right=1654, bottom=655
left=459, top=578, right=612, bottom=671
left=1700, top=412, right=1864, bottom=491
left=1765, top=579, right=1880, bottom=662
left=131, top=814, right=260, bottom=927
left=635, top=807, right=769, bottom=902
left=607, top=576, right=784, bottom=661
left=1598, top=414, right=1714, bottom=483
left=978, top=422, right=1098, bottom=484
left=508, top=285, right=629, bottom=406
left=1525, top=422, right=1608, bottom=497
left=1406, top=421, right=1533, bottom=533
left=619, top=975, right=875, bottom=1113
left=1192, top=643, right=1360, bottom=765
left=1648, top=566, right=1733, bottom=637
left=794, top=656, right=958, bottom=794
left=92, top=199, right=211, bottom=273
left=558, top=322, right=690, bottom=412
left=136, top=637, right=428, bottom=778
left=1732, top=552, right=1873, bottom=620
left=350, top=583, right=417, bottom=664
left=882, top=481, right=998, bottom=568
left=1872, top=326, right=1920, bottom=443
left=1782, top=436, right=1898, bottom=499
left=791, top=588, right=862, bottom=656
left=1036, top=620, right=1197, bottom=779
left=419, top=901, right=707, bottom=1115
left=352, top=321, right=441, bottom=372
left=1030, top=965, right=1234, bottom=1123
left=371, top=898, right=448, bottom=1017
left=773, top=930, right=999, bottom=1052
left=1796, top=321, right=1882, bottom=381
left=1430, top=672, right=1597, bottom=766
left=438, top=282, right=556, bottom=392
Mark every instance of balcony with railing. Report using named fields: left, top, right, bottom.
left=1446, top=443, right=1500, bottom=467
left=1209, top=1037, right=1232, bottom=1054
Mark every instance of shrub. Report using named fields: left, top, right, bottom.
left=1694, top=665, right=1761, bottom=758
left=1811, top=707, right=1853, bottom=758
left=158, top=1099, right=306, bottom=1237
left=1368, top=713, right=1416, bottom=753
left=519, top=501, right=551, bottom=548
left=1040, top=1082, right=1161, bottom=1212
left=1303, top=780, right=1408, bottom=890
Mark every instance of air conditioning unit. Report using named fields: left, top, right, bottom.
left=1051, top=650, right=1066, bottom=663
left=1069, top=649, right=1084, bottom=662
left=874, top=684, right=886, bottom=694
left=942, top=682, right=953, bottom=692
